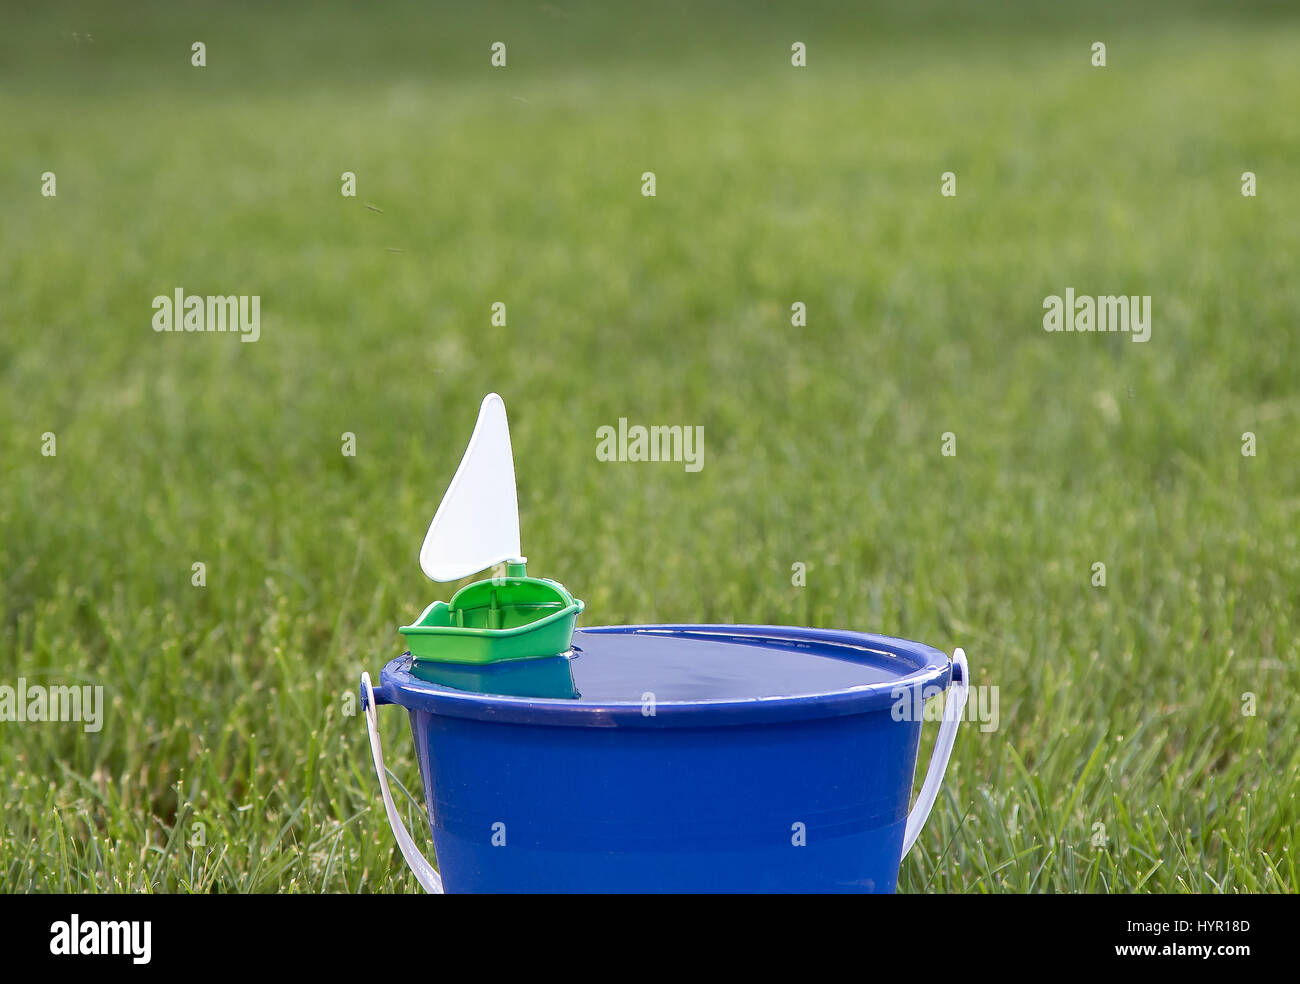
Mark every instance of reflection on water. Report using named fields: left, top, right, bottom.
left=409, top=652, right=579, bottom=699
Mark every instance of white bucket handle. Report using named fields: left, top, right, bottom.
left=361, top=671, right=444, bottom=894
left=901, top=648, right=969, bottom=858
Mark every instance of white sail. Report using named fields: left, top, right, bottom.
left=419, top=393, right=524, bottom=582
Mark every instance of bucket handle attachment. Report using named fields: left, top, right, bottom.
left=901, top=648, right=969, bottom=859
left=361, top=672, right=444, bottom=894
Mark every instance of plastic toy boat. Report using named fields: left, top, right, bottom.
left=398, top=394, right=583, bottom=665
left=400, top=561, right=583, bottom=664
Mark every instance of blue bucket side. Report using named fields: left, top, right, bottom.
left=407, top=704, right=926, bottom=893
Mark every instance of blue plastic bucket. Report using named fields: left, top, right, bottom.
left=362, top=624, right=968, bottom=893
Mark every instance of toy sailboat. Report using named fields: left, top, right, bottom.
left=399, top=393, right=583, bottom=665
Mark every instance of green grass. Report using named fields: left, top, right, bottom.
left=2, top=0, right=1298, bottom=893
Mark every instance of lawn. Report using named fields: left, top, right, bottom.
left=2, top=0, right=1298, bottom=892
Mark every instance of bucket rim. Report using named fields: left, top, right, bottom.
left=371, top=623, right=953, bottom=728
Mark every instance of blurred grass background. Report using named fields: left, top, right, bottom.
left=1, top=0, right=1298, bottom=892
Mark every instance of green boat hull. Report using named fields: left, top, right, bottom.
left=399, top=572, right=583, bottom=665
